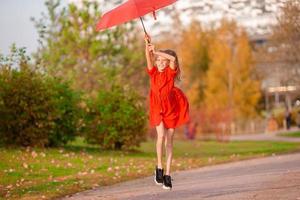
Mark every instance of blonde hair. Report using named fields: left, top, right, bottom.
left=158, top=49, right=181, bottom=81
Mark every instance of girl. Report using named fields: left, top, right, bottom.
left=144, top=35, right=190, bottom=190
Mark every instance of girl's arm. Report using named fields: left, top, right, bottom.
left=144, top=35, right=154, bottom=70
left=153, top=51, right=176, bottom=70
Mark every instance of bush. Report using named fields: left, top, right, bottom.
left=46, top=78, right=82, bottom=146
left=0, top=47, right=81, bottom=147
left=84, top=85, right=147, bottom=150
left=273, top=111, right=285, bottom=128
left=273, top=108, right=298, bottom=128
left=0, top=67, right=52, bottom=146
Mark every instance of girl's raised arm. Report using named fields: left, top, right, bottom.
left=144, top=35, right=154, bottom=70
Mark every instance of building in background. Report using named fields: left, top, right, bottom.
left=150, top=0, right=286, bottom=36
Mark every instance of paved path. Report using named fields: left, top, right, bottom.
left=61, top=153, right=300, bottom=200
left=230, top=129, right=300, bottom=142
left=230, top=133, right=300, bottom=142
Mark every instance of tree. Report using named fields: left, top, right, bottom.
left=273, top=0, right=300, bottom=66
left=32, top=0, right=146, bottom=96
left=178, top=20, right=211, bottom=106
left=204, top=20, right=261, bottom=120
left=256, top=0, right=300, bottom=87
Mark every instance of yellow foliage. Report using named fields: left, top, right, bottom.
left=204, top=20, right=261, bottom=119
left=178, top=20, right=211, bottom=106
left=156, top=19, right=261, bottom=120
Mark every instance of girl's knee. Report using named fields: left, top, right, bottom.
left=167, top=128, right=175, bottom=134
left=165, top=136, right=173, bottom=147
left=157, top=134, right=165, bottom=141
left=165, top=142, right=173, bottom=149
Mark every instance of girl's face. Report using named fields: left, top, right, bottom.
left=156, top=55, right=169, bottom=72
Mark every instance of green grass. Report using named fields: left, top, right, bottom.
left=1, top=137, right=300, bottom=200
left=278, top=131, right=300, bottom=137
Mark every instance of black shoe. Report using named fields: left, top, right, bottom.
left=154, top=166, right=164, bottom=185
left=162, top=175, right=172, bottom=190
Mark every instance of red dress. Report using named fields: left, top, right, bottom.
left=147, top=66, right=190, bottom=129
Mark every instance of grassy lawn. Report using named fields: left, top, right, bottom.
left=278, top=131, right=300, bottom=137
left=1, top=137, right=300, bottom=200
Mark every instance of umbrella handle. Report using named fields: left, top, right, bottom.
left=139, top=17, right=151, bottom=43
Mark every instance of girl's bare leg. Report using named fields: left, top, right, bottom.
left=156, top=121, right=166, bottom=169
left=165, top=128, right=175, bottom=175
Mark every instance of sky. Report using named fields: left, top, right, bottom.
left=0, top=0, right=153, bottom=56
left=0, top=0, right=159, bottom=56
left=0, top=0, right=48, bottom=55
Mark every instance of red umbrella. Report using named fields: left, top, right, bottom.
left=96, top=0, right=177, bottom=35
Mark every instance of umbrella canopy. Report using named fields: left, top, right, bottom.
left=96, top=0, right=177, bottom=31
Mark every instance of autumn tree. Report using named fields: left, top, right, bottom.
left=272, top=0, right=300, bottom=83
left=256, top=0, right=300, bottom=87
left=204, top=20, right=261, bottom=120
left=178, top=20, right=211, bottom=106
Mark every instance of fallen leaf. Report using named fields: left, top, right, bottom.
left=31, top=151, right=37, bottom=158
left=107, top=167, right=112, bottom=172
left=40, top=152, right=46, bottom=157
left=6, top=185, right=13, bottom=189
